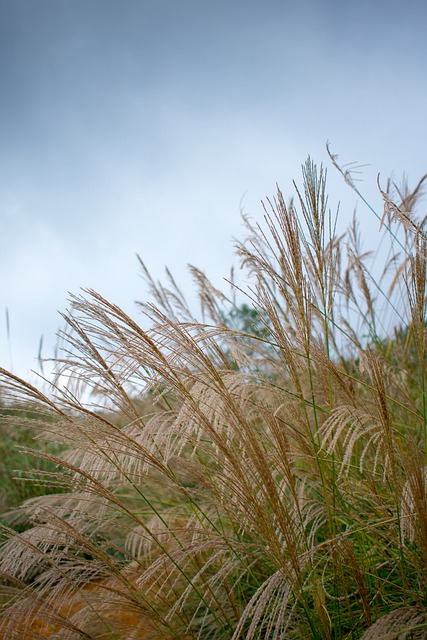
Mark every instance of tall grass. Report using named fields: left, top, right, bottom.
left=1, top=156, right=427, bottom=638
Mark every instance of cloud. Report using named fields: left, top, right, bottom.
left=1, top=0, right=427, bottom=380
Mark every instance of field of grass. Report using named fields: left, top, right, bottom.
left=1, top=154, right=427, bottom=638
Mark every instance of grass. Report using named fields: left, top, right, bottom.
left=0, top=402, right=65, bottom=517
left=0, top=155, right=427, bottom=638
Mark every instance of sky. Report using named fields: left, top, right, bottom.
left=1, top=0, right=426, bottom=383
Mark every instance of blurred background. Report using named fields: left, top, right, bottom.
left=1, top=0, right=426, bottom=382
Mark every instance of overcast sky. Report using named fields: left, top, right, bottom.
left=1, top=0, right=426, bottom=382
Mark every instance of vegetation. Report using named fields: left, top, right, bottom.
left=1, top=154, right=427, bottom=638
left=0, top=403, right=65, bottom=518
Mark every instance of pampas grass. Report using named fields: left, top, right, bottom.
left=1, top=155, right=427, bottom=638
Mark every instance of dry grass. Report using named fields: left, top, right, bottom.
left=1, top=155, right=427, bottom=638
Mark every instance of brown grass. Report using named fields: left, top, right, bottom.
left=1, top=155, right=427, bottom=638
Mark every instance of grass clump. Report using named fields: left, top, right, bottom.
left=0, top=155, right=427, bottom=638
left=0, top=401, right=65, bottom=519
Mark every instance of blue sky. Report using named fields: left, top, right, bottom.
left=1, top=0, right=426, bottom=381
